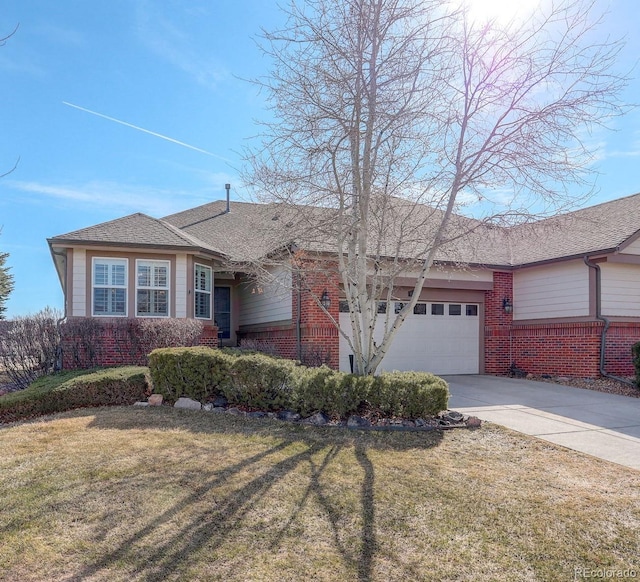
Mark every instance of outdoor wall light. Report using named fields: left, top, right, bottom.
left=502, top=297, right=513, bottom=314
left=320, top=290, right=332, bottom=310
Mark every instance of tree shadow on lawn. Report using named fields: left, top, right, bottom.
left=70, top=407, right=445, bottom=581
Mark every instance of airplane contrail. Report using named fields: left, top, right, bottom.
left=63, top=101, right=231, bottom=162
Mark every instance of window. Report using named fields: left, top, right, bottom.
left=449, top=304, right=462, bottom=316
left=431, top=303, right=444, bottom=315
left=214, top=286, right=231, bottom=339
left=413, top=303, right=427, bottom=315
left=136, top=260, right=169, bottom=317
left=394, top=302, right=404, bottom=314
left=93, top=258, right=127, bottom=316
left=194, top=263, right=212, bottom=319
left=466, top=304, right=478, bottom=316
left=339, top=300, right=350, bottom=313
left=377, top=301, right=387, bottom=314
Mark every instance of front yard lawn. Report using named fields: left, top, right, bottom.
left=0, top=406, right=638, bottom=581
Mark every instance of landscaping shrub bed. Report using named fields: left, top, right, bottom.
left=148, top=347, right=236, bottom=403
left=0, top=366, right=148, bottom=423
left=224, top=353, right=298, bottom=411
left=148, top=347, right=449, bottom=419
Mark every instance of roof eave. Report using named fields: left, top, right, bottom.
left=47, top=238, right=228, bottom=259
left=508, top=247, right=619, bottom=269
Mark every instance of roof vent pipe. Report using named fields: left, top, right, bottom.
left=225, top=183, right=231, bottom=213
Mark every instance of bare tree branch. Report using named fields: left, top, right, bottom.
left=242, top=0, right=629, bottom=375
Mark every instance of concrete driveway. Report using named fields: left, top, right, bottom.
left=443, top=375, right=640, bottom=471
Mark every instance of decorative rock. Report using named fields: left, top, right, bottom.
left=556, top=376, right=570, bottom=382
left=402, top=420, right=415, bottom=427
left=212, top=407, right=227, bottom=413
left=148, top=394, right=163, bottom=406
left=174, top=397, right=202, bottom=410
left=133, top=401, right=149, bottom=407
left=213, top=396, right=228, bottom=407
left=248, top=411, right=267, bottom=419
left=466, top=416, right=482, bottom=428
left=226, top=407, right=244, bottom=416
left=347, top=415, right=371, bottom=428
left=277, top=410, right=301, bottom=422
left=306, top=412, right=329, bottom=426
left=267, top=412, right=278, bottom=419
left=441, top=411, right=464, bottom=423
left=414, top=418, right=427, bottom=427
left=202, top=403, right=214, bottom=412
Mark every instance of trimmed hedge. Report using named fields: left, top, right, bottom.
left=147, top=346, right=449, bottom=419
left=224, top=353, right=298, bottom=411
left=633, top=342, right=640, bottom=388
left=293, top=366, right=376, bottom=418
left=371, top=371, right=449, bottom=419
left=148, top=347, right=236, bottom=403
left=0, top=366, right=148, bottom=423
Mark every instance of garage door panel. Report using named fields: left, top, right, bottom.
left=338, top=303, right=479, bottom=374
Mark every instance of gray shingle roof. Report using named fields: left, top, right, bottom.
left=48, top=212, right=224, bottom=254
left=163, top=201, right=294, bottom=261
left=50, top=192, right=640, bottom=268
left=508, top=192, right=640, bottom=265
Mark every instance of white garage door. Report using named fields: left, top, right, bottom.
left=339, top=301, right=480, bottom=375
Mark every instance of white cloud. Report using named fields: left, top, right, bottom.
left=6, top=180, right=217, bottom=217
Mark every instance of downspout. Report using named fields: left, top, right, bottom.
left=50, top=247, right=68, bottom=371
left=296, top=273, right=302, bottom=361
left=583, top=256, right=635, bottom=385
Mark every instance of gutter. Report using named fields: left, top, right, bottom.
left=296, top=273, right=302, bottom=361
left=49, top=246, right=68, bottom=371
left=583, top=256, right=635, bottom=385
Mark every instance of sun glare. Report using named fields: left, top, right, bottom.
left=464, top=0, right=540, bottom=24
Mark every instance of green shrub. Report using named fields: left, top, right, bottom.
left=224, top=353, right=297, bottom=411
left=328, top=373, right=376, bottom=417
left=148, top=347, right=235, bottom=403
left=0, top=366, right=148, bottom=423
left=633, top=342, right=640, bottom=388
left=291, top=368, right=376, bottom=417
left=291, top=365, right=339, bottom=416
left=371, top=371, right=449, bottom=418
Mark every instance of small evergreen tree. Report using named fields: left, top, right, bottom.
left=0, top=246, right=14, bottom=319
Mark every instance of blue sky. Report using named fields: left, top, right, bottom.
left=1, top=0, right=639, bottom=317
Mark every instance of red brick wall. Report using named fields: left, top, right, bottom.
left=238, top=263, right=340, bottom=369
left=484, top=271, right=513, bottom=375
left=239, top=324, right=298, bottom=360
left=61, top=319, right=218, bottom=369
left=482, top=272, right=640, bottom=378
left=510, top=322, right=602, bottom=377
left=602, top=322, right=640, bottom=377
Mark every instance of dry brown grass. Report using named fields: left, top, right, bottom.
left=0, top=407, right=638, bottom=581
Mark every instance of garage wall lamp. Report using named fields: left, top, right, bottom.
left=320, top=290, right=332, bottom=310
left=502, top=297, right=513, bottom=314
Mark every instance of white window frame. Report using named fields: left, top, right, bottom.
left=194, top=263, right=212, bottom=320
left=92, top=257, right=128, bottom=317
left=135, top=259, right=171, bottom=318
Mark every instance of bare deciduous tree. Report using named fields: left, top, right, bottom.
left=243, top=0, right=628, bottom=375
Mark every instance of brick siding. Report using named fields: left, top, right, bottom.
left=60, top=320, right=218, bottom=369
left=62, top=269, right=640, bottom=378
left=483, top=271, right=640, bottom=377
